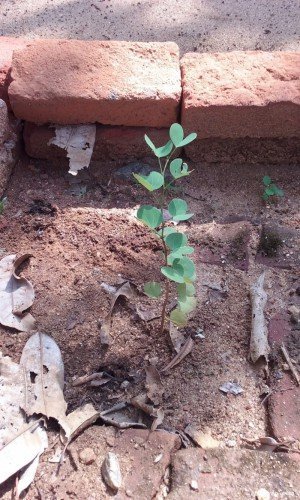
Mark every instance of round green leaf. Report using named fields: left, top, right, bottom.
left=165, top=232, right=188, bottom=251
left=168, top=246, right=194, bottom=265
left=170, top=308, right=188, bottom=327
left=173, top=257, right=196, bottom=282
left=177, top=132, right=197, bottom=147
left=179, top=295, right=197, bottom=314
left=169, top=159, right=189, bottom=179
left=168, top=198, right=188, bottom=217
left=161, top=266, right=185, bottom=283
left=170, top=123, right=184, bottom=147
left=155, top=140, right=173, bottom=158
left=263, top=175, right=272, bottom=186
left=144, top=281, right=162, bottom=299
left=265, top=186, right=275, bottom=196
left=137, top=205, right=163, bottom=229
left=133, top=171, right=164, bottom=192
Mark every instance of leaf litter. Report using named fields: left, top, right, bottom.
left=0, top=333, right=99, bottom=492
left=0, top=254, right=35, bottom=331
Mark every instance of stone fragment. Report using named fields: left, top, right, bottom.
left=9, top=40, right=181, bottom=126
left=78, top=447, right=96, bottom=465
left=102, top=452, right=122, bottom=490
left=288, top=305, right=300, bottom=324
left=181, top=51, right=300, bottom=159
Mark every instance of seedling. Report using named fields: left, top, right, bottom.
left=262, top=176, right=284, bottom=202
left=0, top=197, right=7, bottom=215
left=134, top=123, right=197, bottom=333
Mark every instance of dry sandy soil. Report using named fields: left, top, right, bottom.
left=0, top=152, right=299, bottom=498
left=0, top=0, right=299, bottom=53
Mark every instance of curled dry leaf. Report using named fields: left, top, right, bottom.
left=250, top=273, right=269, bottom=363
left=0, top=254, right=35, bottom=331
left=131, top=394, right=164, bottom=430
left=169, top=321, right=186, bottom=353
left=100, top=281, right=135, bottom=345
left=61, top=404, right=99, bottom=444
left=161, top=336, right=194, bottom=372
left=20, top=332, right=69, bottom=433
left=100, top=403, right=147, bottom=429
left=145, top=364, right=164, bottom=405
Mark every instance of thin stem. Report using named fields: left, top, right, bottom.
left=160, top=280, right=170, bottom=333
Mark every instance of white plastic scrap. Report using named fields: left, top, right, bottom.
left=48, top=124, right=96, bottom=175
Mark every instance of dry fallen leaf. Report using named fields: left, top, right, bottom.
left=145, top=364, right=164, bottom=405
left=61, top=403, right=99, bottom=443
left=100, top=281, right=135, bottom=345
left=20, top=332, right=68, bottom=433
left=100, top=403, right=147, bottom=429
left=0, top=254, right=35, bottom=331
left=169, top=321, right=186, bottom=353
left=161, top=336, right=194, bottom=372
left=185, top=425, right=220, bottom=450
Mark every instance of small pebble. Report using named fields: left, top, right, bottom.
left=190, top=480, right=199, bottom=491
left=226, top=439, right=236, bottom=448
left=78, top=447, right=96, bottom=465
left=256, top=488, right=270, bottom=500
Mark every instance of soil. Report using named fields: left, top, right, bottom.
left=0, top=155, right=299, bottom=498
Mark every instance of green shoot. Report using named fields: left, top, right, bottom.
left=134, top=123, right=197, bottom=333
left=262, top=176, right=284, bottom=202
left=0, top=197, right=7, bottom=215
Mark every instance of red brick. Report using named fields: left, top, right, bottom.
left=181, top=51, right=300, bottom=159
left=268, top=313, right=300, bottom=441
left=0, top=37, right=29, bottom=107
left=9, top=40, right=181, bottom=126
left=23, top=122, right=170, bottom=161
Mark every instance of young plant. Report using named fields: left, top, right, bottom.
left=134, top=123, right=197, bottom=333
left=262, top=176, right=284, bottom=202
left=0, top=197, right=7, bottom=215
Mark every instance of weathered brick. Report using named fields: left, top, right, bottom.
left=0, top=37, right=29, bottom=106
left=9, top=40, right=181, bottom=126
left=181, top=51, right=300, bottom=159
left=23, top=122, right=170, bottom=161
left=0, top=99, right=20, bottom=196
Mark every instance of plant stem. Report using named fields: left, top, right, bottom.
left=160, top=280, right=170, bottom=333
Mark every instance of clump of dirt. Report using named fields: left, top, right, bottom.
left=258, top=226, right=283, bottom=257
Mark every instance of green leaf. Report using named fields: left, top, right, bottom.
left=177, top=283, right=195, bottom=301
left=161, top=266, right=185, bottom=283
left=173, top=257, right=196, bottom=282
left=168, top=198, right=187, bottom=216
left=179, top=295, right=197, bottom=314
left=155, top=140, right=173, bottom=158
left=144, top=134, right=157, bottom=152
left=173, top=213, right=194, bottom=222
left=265, top=186, right=275, bottom=196
left=144, top=281, right=162, bottom=299
left=168, top=246, right=194, bottom=265
left=270, top=184, right=284, bottom=197
left=169, top=159, right=189, bottom=179
left=170, top=123, right=184, bottom=147
left=157, top=227, right=177, bottom=238
left=165, top=232, right=188, bottom=251
left=137, top=205, right=163, bottom=229
left=170, top=308, right=188, bottom=327
left=177, top=132, right=197, bottom=147
left=262, top=192, right=269, bottom=201
left=133, top=171, right=164, bottom=191
left=263, top=175, right=272, bottom=186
